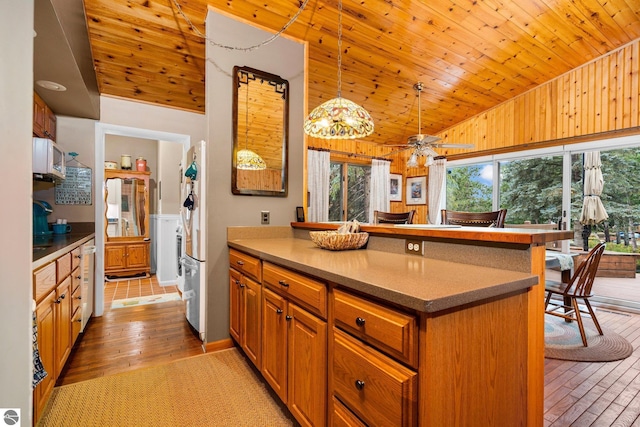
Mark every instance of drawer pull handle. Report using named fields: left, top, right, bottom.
left=276, top=309, right=283, bottom=314
left=236, top=260, right=244, bottom=266
left=278, top=280, right=289, bottom=287
left=355, top=380, right=365, bottom=390
left=235, top=279, right=240, bottom=285
left=355, top=317, right=366, bottom=327
left=76, top=275, right=82, bottom=280
left=285, top=315, right=292, bottom=321
left=239, top=283, right=245, bottom=288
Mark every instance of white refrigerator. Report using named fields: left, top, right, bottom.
left=180, top=140, right=206, bottom=340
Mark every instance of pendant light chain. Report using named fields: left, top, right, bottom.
left=171, top=0, right=310, bottom=51
left=245, top=82, right=250, bottom=149
left=337, top=0, right=343, bottom=98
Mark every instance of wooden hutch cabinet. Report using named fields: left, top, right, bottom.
left=104, top=169, right=151, bottom=278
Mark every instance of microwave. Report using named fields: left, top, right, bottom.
left=33, top=137, right=65, bottom=180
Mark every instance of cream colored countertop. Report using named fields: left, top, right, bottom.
left=228, top=237, right=539, bottom=313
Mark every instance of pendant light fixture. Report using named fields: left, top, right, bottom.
left=303, top=0, right=374, bottom=139
left=237, top=79, right=267, bottom=170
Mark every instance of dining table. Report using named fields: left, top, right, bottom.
left=545, top=250, right=577, bottom=283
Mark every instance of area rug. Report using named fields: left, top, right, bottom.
left=38, top=348, right=295, bottom=427
left=544, top=314, right=633, bottom=362
left=111, top=293, right=181, bottom=309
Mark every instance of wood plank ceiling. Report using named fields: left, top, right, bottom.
left=82, top=0, right=640, bottom=147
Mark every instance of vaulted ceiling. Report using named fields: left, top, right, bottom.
left=81, top=0, right=640, bottom=147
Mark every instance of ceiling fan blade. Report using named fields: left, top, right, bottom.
left=382, top=147, right=412, bottom=157
left=407, top=134, right=441, bottom=145
left=431, top=143, right=475, bottom=149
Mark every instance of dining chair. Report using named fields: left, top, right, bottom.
left=544, top=242, right=606, bottom=347
left=373, top=210, right=416, bottom=224
left=440, top=209, right=507, bottom=228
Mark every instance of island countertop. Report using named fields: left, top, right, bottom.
left=228, top=237, right=539, bottom=313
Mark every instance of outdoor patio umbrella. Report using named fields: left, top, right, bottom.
left=579, top=151, right=608, bottom=249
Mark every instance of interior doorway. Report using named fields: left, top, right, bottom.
left=94, top=123, right=190, bottom=317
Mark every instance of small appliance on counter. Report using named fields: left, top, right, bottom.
left=33, top=200, right=53, bottom=238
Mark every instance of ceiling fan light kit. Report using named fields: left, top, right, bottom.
left=303, top=0, right=374, bottom=140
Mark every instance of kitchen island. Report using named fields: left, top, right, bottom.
left=228, top=223, right=572, bottom=426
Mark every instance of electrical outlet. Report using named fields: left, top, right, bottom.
left=405, top=239, right=423, bottom=255
left=261, top=211, right=270, bottom=225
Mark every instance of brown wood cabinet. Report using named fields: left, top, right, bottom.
left=33, top=91, right=56, bottom=140
left=229, top=250, right=263, bottom=370
left=104, top=169, right=151, bottom=278
left=261, top=263, right=328, bottom=427
left=33, top=289, right=55, bottom=422
left=33, top=242, right=85, bottom=422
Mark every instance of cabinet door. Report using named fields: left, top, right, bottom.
left=229, top=268, right=242, bottom=343
left=33, top=92, right=46, bottom=137
left=242, top=275, right=262, bottom=370
left=34, top=290, right=56, bottom=421
left=288, top=303, right=327, bottom=427
left=262, top=287, right=288, bottom=403
left=44, top=106, right=56, bottom=140
left=105, top=245, right=127, bottom=271
left=55, top=276, right=73, bottom=377
left=126, top=243, right=148, bottom=268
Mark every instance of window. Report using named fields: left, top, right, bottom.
left=329, top=162, right=370, bottom=222
left=499, top=155, right=563, bottom=224
left=446, top=162, right=493, bottom=212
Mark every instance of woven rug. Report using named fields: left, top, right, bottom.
left=111, top=293, right=181, bottom=309
left=38, top=348, right=295, bottom=427
left=544, top=314, right=633, bottom=362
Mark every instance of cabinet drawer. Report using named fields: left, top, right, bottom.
left=332, top=396, right=367, bottom=427
left=71, top=282, right=82, bottom=316
left=56, top=252, right=72, bottom=283
left=229, top=249, right=261, bottom=282
left=71, top=306, right=82, bottom=343
left=334, top=289, right=418, bottom=368
left=263, top=262, right=327, bottom=319
left=34, top=262, right=56, bottom=303
left=71, top=246, right=82, bottom=271
left=333, top=329, right=417, bottom=427
left=71, top=267, right=81, bottom=292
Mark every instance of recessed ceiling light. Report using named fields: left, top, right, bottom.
left=36, top=80, right=66, bottom=92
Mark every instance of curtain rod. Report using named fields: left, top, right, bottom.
left=307, top=146, right=391, bottom=162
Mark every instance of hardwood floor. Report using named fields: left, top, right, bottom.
left=56, top=277, right=204, bottom=386
left=544, top=309, right=640, bottom=426
left=57, top=278, right=640, bottom=425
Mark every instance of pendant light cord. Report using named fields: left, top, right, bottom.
left=245, top=83, right=249, bottom=149
left=337, top=0, right=343, bottom=98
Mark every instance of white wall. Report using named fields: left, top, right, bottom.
left=32, top=115, right=96, bottom=223
left=0, top=1, right=35, bottom=424
left=157, top=140, right=183, bottom=215
left=205, top=9, right=306, bottom=341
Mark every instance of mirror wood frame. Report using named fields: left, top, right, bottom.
left=104, top=169, right=150, bottom=242
left=232, top=65, right=289, bottom=197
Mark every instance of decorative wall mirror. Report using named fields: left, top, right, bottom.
left=232, top=65, right=289, bottom=196
left=104, top=171, right=149, bottom=240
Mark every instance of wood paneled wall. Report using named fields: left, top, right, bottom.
left=436, top=39, right=640, bottom=155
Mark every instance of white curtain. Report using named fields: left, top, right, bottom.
left=307, top=149, right=330, bottom=222
left=427, top=157, right=447, bottom=224
left=368, top=159, right=391, bottom=224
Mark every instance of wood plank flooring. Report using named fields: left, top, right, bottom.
left=57, top=278, right=640, bottom=425
left=56, top=277, right=204, bottom=386
left=544, top=309, right=640, bottom=426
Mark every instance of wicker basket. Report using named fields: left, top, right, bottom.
left=309, top=231, right=369, bottom=251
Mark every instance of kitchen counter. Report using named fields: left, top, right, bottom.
left=228, top=237, right=538, bottom=313
left=33, top=230, right=95, bottom=270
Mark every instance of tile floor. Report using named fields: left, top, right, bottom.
left=103, top=275, right=179, bottom=310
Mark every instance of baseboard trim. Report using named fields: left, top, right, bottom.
left=205, top=338, right=234, bottom=353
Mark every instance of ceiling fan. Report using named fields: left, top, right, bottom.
left=385, top=82, right=474, bottom=167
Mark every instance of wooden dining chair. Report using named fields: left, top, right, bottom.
left=373, top=210, right=416, bottom=224
left=544, top=242, right=606, bottom=347
left=440, top=209, right=507, bottom=228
